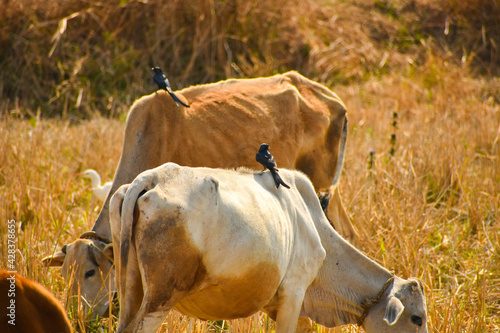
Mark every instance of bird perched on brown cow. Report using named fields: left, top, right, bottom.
left=151, top=67, right=190, bottom=108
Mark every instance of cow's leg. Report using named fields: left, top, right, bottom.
left=274, top=288, right=308, bottom=333
left=295, top=317, right=315, bottom=333
left=117, top=256, right=143, bottom=332
left=137, top=311, right=165, bottom=332
left=120, top=257, right=194, bottom=332
left=120, top=285, right=186, bottom=333
left=121, top=306, right=165, bottom=333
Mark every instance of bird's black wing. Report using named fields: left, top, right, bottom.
left=153, top=73, right=167, bottom=90
left=266, top=153, right=276, bottom=166
left=256, top=153, right=274, bottom=170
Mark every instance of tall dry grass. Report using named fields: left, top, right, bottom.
left=337, top=58, right=500, bottom=332
left=1, top=0, right=498, bottom=117
left=1, top=56, right=499, bottom=332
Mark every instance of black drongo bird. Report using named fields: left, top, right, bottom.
left=256, top=143, right=290, bottom=189
left=151, top=67, right=190, bottom=108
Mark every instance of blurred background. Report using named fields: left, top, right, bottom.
left=1, top=0, right=499, bottom=118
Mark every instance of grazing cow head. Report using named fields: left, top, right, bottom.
left=362, top=277, right=427, bottom=333
left=43, top=233, right=115, bottom=320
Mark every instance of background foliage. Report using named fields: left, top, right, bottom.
left=1, top=0, right=499, bottom=117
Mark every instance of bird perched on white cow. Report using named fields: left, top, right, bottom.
left=43, top=71, right=357, bottom=318
left=256, top=143, right=290, bottom=189
left=109, top=163, right=427, bottom=333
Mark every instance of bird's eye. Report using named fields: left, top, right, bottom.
left=411, top=315, right=423, bottom=327
left=85, top=269, right=96, bottom=279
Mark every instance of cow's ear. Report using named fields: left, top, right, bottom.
left=104, top=244, right=114, bottom=263
left=198, top=176, right=219, bottom=205
left=383, top=296, right=404, bottom=326
left=42, top=251, right=66, bottom=267
left=204, top=176, right=219, bottom=193
left=410, top=278, right=425, bottom=294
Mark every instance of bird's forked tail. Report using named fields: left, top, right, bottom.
left=270, top=169, right=290, bottom=189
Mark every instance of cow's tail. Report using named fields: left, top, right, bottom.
left=117, top=172, right=155, bottom=301
left=332, top=117, right=347, bottom=187
left=121, top=173, right=154, bottom=264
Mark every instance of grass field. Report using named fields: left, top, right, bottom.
left=1, top=0, right=500, bottom=332
left=2, top=65, right=499, bottom=332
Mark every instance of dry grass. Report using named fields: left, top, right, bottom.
left=1, top=0, right=498, bottom=117
left=337, top=60, right=500, bottom=332
left=1, top=58, right=499, bottom=331
left=1, top=0, right=500, bottom=332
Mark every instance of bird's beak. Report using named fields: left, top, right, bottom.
left=75, top=173, right=84, bottom=177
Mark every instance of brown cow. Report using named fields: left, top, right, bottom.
left=43, top=71, right=357, bottom=318
left=0, top=271, right=72, bottom=333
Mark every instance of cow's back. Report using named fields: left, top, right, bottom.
left=181, top=71, right=346, bottom=153
left=133, top=72, right=345, bottom=176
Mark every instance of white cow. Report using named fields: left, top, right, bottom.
left=110, top=163, right=427, bottom=333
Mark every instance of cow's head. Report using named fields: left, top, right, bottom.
left=362, top=277, right=427, bottom=333
left=43, top=233, right=115, bottom=320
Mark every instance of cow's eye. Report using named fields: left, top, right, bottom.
left=85, top=269, right=96, bottom=279
left=411, top=315, right=423, bottom=327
